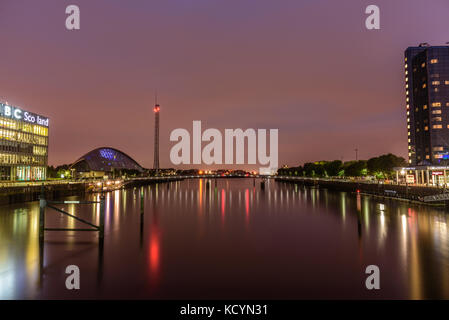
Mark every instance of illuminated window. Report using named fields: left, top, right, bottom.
left=432, top=81, right=441, bottom=85
left=424, top=126, right=428, bottom=131
left=0, top=126, right=48, bottom=146
left=408, top=131, right=411, bottom=136
left=433, top=124, right=443, bottom=129
left=433, top=146, right=444, bottom=151
left=431, top=59, right=438, bottom=64
left=405, top=64, right=408, bottom=68
left=423, top=105, right=428, bottom=110
left=407, top=125, right=410, bottom=129
left=422, top=62, right=426, bottom=68
left=432, top=102, right=442, bottom=107
left=33, top=146, right=47, bottom=156
left=435, top=88, right=439, bottom=92
left=423, top=83, right=427, bottom=88
left=432, top=110, right=442, bottom=114
left=426, top=155, right=430, bottom=159
left=407, top=111, right=410, bottom=115
left=446, top=81, right=449, bottom=85
left=432, top=117, right=442, bottom=122
left=408, top=139, right=411, bottom=143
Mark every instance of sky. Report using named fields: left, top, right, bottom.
left=1, top=0, right=449, bottom=170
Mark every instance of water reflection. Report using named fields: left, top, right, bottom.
left=148, top=194, right=160, bottom=286
left=0, top=178, right=448, bottom=299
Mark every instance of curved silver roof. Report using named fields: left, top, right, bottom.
left=70, top=147, right=144, bottom=172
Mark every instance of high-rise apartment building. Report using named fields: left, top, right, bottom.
left=405, top=44, right=449, bottom=165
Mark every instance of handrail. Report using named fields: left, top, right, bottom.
left=39, top=186, right=106, bottom=241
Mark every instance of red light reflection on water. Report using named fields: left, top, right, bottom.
left=148, top=209, right=161, bottom=286
left=245, top=189, right=250, bottom=224
left=221, top=189, right=226, bottom=223
left=149, top=231, right=160, bottom=275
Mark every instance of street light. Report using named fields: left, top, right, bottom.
left=400, top=169, right=406, bottom=185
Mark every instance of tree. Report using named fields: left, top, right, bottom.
left=367, top=153, right=406, bottom=179
left=277, top=153, right=405, bottom=180
left=324, top=160, right=343, bottom=177
left=344, top=160, right=367, bottom=177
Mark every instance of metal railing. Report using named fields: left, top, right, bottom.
left=38, top=186, right=105, bottom=241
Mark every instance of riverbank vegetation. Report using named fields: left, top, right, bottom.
left=277, top=153, right=406, bottom=180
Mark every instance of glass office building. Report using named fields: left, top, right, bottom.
left=0, top=103, right=49, bottom=181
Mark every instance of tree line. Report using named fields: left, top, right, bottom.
left=277, top=153, right=406, bottom=180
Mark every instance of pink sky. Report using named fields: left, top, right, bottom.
left=1, top=0, right=449, bottom=169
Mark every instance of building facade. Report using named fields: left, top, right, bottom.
left=70, top=147, right=144, bottom=178
left=0, top=103, right=49, bottom=181
left=405, top=44, right=449, bottom=165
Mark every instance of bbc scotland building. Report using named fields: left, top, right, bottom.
left=0, top=103, right=49, bottom=181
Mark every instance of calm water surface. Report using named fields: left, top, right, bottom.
left=1, top=178, right=448, bottom=299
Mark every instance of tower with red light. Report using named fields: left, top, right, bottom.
left=153, top=103, right=160, bottom=173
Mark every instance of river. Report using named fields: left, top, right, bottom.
left=0, top=178, right=448, bottom=299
